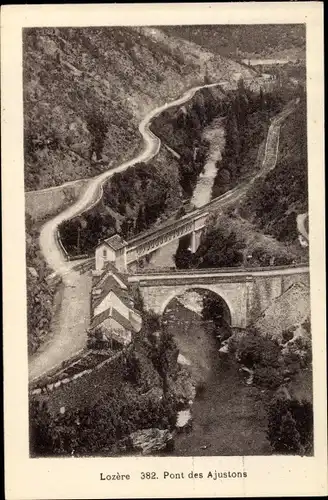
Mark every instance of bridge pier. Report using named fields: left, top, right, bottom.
left=190, top=229, right=202, bottom=253
left=191, top=231, right=197, bottom=253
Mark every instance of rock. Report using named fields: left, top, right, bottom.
left=139, top=387, right=163, bottom=402
left=168, top=368, right=196, bottom=404
left=177, top=353, right=191, bottom=366
left=240, top=366, right=254, bottom=385
left=129, top=428, right=173, bottom=455
left=219, top=342, right=230, bottom=355
left=27, top=266, right=38, bottom=278
left=45, top=272, right=61, bottom=287
left=176, top=409, right=192, bottom=432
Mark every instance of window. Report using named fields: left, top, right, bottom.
left=103, top=248, right=107, bottom=258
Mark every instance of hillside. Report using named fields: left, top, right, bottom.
left=240, top=94, right=308, bottom=243
left=24, top=26, right=255, bottom=191
left=163, top=25, right=306, bottom=62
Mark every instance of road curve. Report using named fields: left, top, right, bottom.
left=39, top=82, right=223, bottom=277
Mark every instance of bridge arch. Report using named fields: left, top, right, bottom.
left=159, top=285, right=233, bottom=325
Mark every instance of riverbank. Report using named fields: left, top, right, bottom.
left=135, top=117, right=226, bottom=271
left=164, top=299, right=271, bottom=456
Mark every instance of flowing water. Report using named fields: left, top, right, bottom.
left=140, top=118, right=225, bottom=269
left=164, top=296, right=271, bottom=456
left=191, top=117, right=225, bottom=208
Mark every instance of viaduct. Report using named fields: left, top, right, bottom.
left=94, top=99, right=298, bottom=274
left=91, top=98, right=309, bottom=330
left=127, top=266, right=310, bottom=329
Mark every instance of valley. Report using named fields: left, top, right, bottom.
left=25, top=25, right=312, bottom=459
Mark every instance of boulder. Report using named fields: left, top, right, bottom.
left=168, top=367, right=196, bottom=405
left=129, top=428, right=173, bottom=455
left=177, top=353, right=191, bottom=366
left=176, top=409, right=192, bottom=432
left=27, top=266, right=38, bottom=278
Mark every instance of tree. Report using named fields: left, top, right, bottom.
left=224, top=107, right=240, bottom=178
left=259, top=87, right=266, bottom=111
left=135, top=205, right=147, bottom=233
left=29, top=401, right=54, bottom=456
left=195, top=225, right=245, bottom=269
left=86, top=111, right=108, bottom=160
left=276, top=411, right=302, bottom=454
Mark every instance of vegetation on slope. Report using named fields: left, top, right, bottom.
left=226, top=326, right=313, bottom=455
left=29, top=311, right=194, bottom=457
left=59, top=148, right=183, bottom=255
left=240, top=93, right=308, bottom=243
left=24, top=26, right=255, bottom=190
left=26, top=215, right=60, bottom=355
left=211, top=81, right=286, bottom=198
left=59, top=82, right=286, bottom=258
left=175, top=87, right=307, bottom=270
left=163, top=25, right=306, bottom=61
left=175, top=213, right=304, bottom=271
left=58, top=85, right=227, bottom=256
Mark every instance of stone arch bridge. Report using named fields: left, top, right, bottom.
left=128, top=266, right=309, bottom=329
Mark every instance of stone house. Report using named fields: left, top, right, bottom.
left=95, top=234, right=127, bottom=271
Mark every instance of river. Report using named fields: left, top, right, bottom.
left=140, top=118, right=225, bottom=269
left=191, top=117, right=225, bottom=207
left=164, top=295, right=271, bottom=456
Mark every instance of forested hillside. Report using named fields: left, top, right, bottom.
left=164, top=25, right=306, bottom=61
left=26, top=215, right=60, bottom=355
left=174, top=91, right=308, bottom=270
left=24, top=26, right=255, bottom=190
left=211, top=81, right=286, bottom=198
left=240, top=94, right=308, bottom=242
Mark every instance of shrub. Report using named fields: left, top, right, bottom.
left=283, top=336, right=312, bottom=370
left=267, top=399, right=313, bottom=455
left=123, top=349, right=141, bottom=384
left=253, top=365, right=284, bottom=389
left=236, top=330, right=280, bottom=369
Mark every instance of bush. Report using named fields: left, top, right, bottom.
left=282, top=335, right=312, bottom=372
left=267, top=399, right=313, bottom=455
left=236, top=330, right=281, bottom=369
left=123, top=349, right=141, bottom=384
left=253, top=366, right=284, bottom=389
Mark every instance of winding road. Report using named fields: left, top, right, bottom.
left=39, top=82, right=223, bottom=278
left=29, top=80, right=299, bottom=382
left=30, top=82, right=227, bottom=382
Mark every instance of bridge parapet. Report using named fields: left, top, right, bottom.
left=130, top=265, right=309, bottom=329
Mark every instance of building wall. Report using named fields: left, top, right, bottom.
left=95, top=244, right=116, bottom=270
left=129, top=310, right=142, bottom=332
left=102, top=318, right=132, bottom=345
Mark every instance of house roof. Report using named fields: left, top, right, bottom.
left=111, top=307, right=134, bottom=332
left=103, top=234, right=126, bottom=251
left=90, top=306, right=134, bottom=332
left=92, top=276, right=134, bottom=312
left=91, top=307, right=112, bottom=330
left=92, top=261, right=129, bottom=289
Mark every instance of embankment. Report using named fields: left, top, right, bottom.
left=25, top=179, right=89, bottom=222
